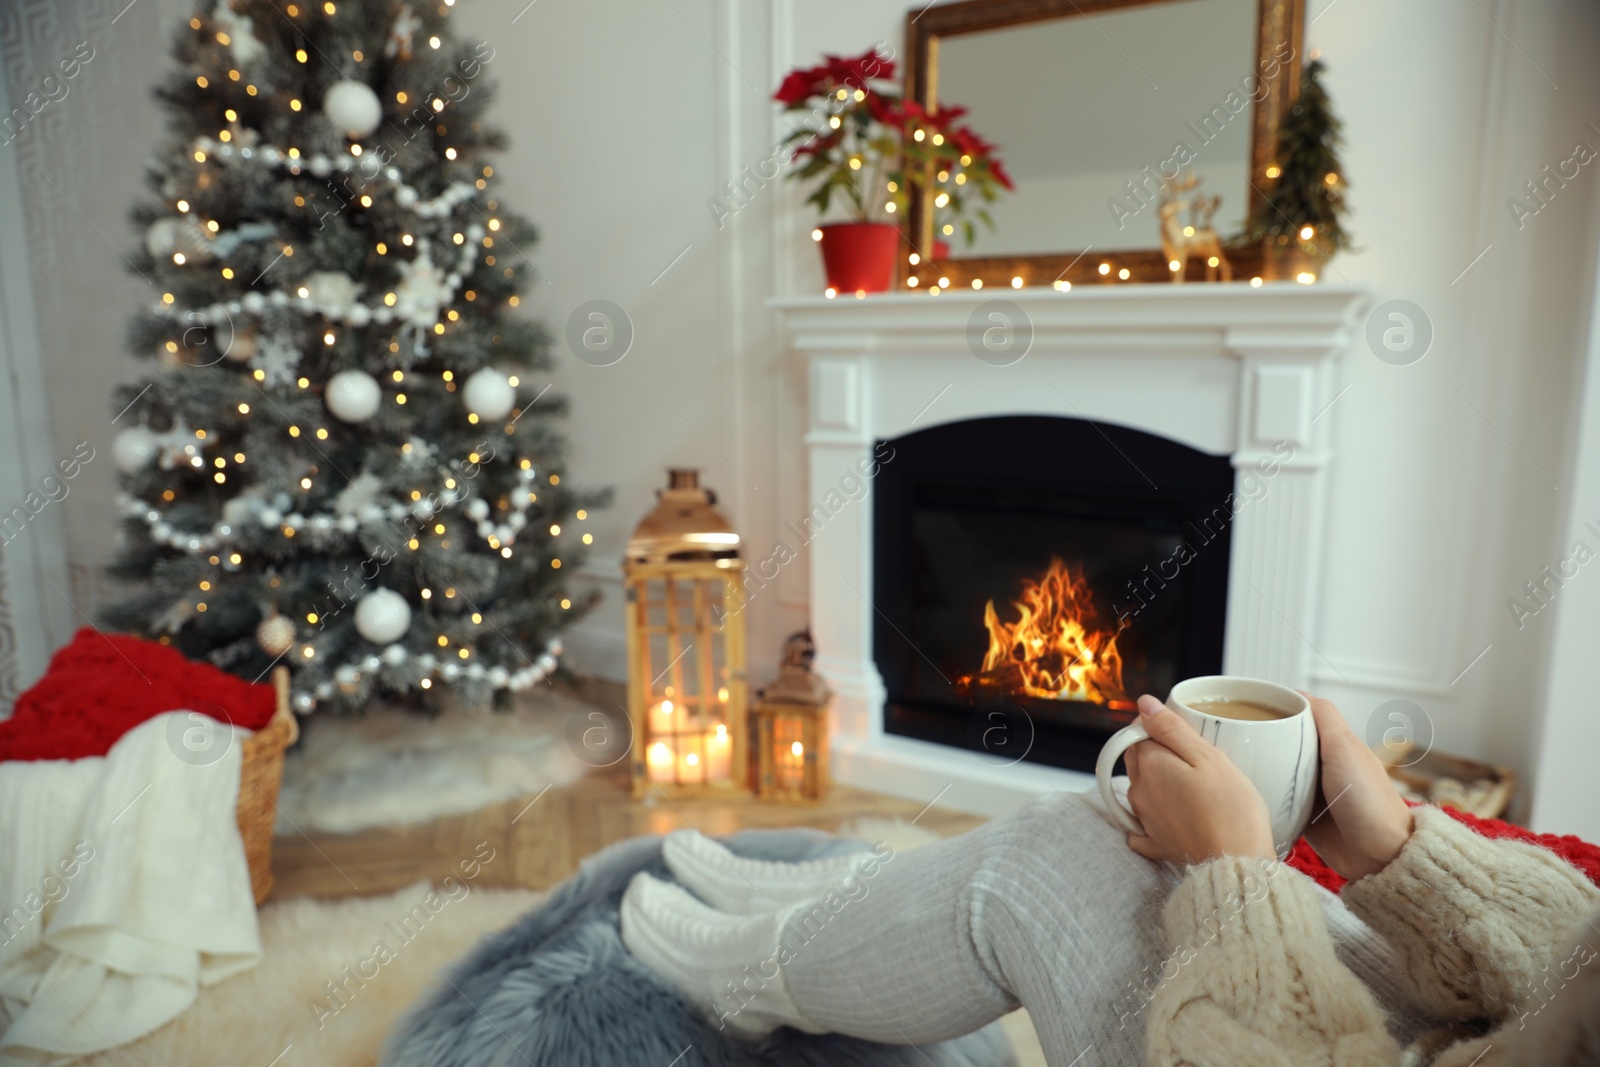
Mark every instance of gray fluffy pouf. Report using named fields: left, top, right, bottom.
left=380, top=828, right=1017, bottom=1067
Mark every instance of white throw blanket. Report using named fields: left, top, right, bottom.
left=0, top=713, right=263, bottom=1064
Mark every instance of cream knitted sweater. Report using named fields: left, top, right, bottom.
left=1145, top=805, right=1600, bottom=1066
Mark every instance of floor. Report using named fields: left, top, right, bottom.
left=270, top=758, right=988, bottom=900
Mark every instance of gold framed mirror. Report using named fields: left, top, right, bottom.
left=903, top=0, right=1304, bottom=289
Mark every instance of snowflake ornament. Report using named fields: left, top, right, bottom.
left=252, top=329, right=300, bottom=388
left=333, top=473, right=385, bottom=517
left=394, top=252, right=449, bottom=328
left=400, top=435, right=438, bottom=469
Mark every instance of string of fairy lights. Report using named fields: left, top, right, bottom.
left=122, top=0, right=585, bottom=711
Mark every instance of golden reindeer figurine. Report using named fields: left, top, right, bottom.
left=1158, top=171, right=1232, bottom=283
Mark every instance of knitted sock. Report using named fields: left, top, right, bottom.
left=627, top=787, right=1434, bottom=1065
left=662, top=829, right=868, bottom=914
left=619, top=870, right=825, bottom=1037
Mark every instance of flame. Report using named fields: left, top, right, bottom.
left=961, top=558, right=1131, bottom=706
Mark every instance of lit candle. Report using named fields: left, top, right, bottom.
left=707, top=723, right=731, bottom=780
left=780, top=739, right=805, bottom=792
left=647, top=741, right=675, bottom=784
left=676, top=744, right=704, bottom=785
left=648, top=698, right=674, bottom=734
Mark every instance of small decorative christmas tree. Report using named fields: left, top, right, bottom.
left=102, top=0, right=607, bottom=715
left=1241, top=58, right=1352, bottom=266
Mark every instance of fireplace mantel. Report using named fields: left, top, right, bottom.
left=772, top=283, right=1372, bottom=815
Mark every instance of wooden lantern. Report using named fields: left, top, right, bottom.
left=752, top=631, right=830, bottom=802
left=625, top=469, right=748, bottom=798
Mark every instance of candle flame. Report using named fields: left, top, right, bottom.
left=790, top=741, right=804, bottom=757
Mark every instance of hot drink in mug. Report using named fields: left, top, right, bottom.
left=1094, top=675, right=1318, bottom=858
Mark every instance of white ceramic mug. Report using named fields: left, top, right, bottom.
left=1095, top=675, right=1319, bottom=859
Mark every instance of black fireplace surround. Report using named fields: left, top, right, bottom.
left=873, top=415, right=1236, bottom=773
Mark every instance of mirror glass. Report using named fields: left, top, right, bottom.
left=936, top=0, right=1259, bottom=257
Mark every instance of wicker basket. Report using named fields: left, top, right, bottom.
left=237, top=667, right=298, bottom=905
left=1376, top=739, right=1517, bottom=821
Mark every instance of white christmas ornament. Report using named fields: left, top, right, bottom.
left=386, top=5, right=422, bottom=59
left=354, top=588, right=412, bottom=644
left=222, top=494, right=261, bottom=527
left=323, top=80, right=383, bottom=138
left=113, top=427, right=158, bottom=473
left=146, top=217, right=211, bottom=262
left=394, top=252, right=449, bottom=327
left=224, top=329, right=257, bottom=363
left=214, top=4, right=266, bottom=65
left=333, top=472, right=384, bottom=516
left=302, top=271, right=360, bottom=315
left=145, top=218, right=180, bottom=258
left=326, top=369, right=382, bottom=422
left=463, top=369, right=515, bottom=420
left=251, top=329, right=300, bottom=388
left=256, top=613, right=296, bottom=656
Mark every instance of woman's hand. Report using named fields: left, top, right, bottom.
left=1124, top=694, right=1276, bottom=866
left=1299, top=694, right=1414, bottom=882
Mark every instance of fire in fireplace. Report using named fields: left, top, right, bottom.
left=955, top=558, right=1132, bottom=709
left=873, top=415, right=1236, bottom=773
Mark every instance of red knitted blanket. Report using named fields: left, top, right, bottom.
left=0, top=628, right=277, bottom=761
left=1286, top=800, right=1600, bottom=893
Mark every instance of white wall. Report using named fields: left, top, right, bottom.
left=0, top=0, right=195, bottom=693
left=6, top=0, right=1599, bottom=825
left=1527, top=172, right=1600, bottom=841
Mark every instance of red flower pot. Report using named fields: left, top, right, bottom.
left=932, top=240, right=951, bottom=259
left=815, top=222, right=898, bottom=294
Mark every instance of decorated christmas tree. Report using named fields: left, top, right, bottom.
left=102, top=0, right=607, bottom=715
left=1241, top=58, right=1352, bottom=259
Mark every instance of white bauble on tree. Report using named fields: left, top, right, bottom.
left=302, top=271, right=360, bottom=315
left=323, top=80, right=382, bottom=137
left=325, top=369, right=382, bottom=422
left=224, top=328, right=257, bottom=363
left=256, top=613, right=296, bottom=656
left=144, top=217, right=182, bottom=257
left=463, top=368, right=515, bottom=420
left=113, top=427, right=158, bottom=473
left=355, top=588, right=411, bottom=644
left=145, top=216, right=212, bottom=262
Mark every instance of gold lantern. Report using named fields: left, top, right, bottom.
left=625, top=469, right=749, bottom=798
left=752, top=631, right=830, bottom=802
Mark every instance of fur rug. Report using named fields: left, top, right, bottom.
left=68, top=819, right=1047, bottom=1067
left=380, top=829, right=1017, bottom=1067
left=72, top=882, right=542, bottom=1067
left=276, top=688, right=614, bottom=833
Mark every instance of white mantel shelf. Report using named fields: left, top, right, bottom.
left=772, top=283, right=1370, bottom=348
left=772, top=282, right=1373, bottom=817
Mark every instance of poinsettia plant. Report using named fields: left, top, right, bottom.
left=892, top=99, right=1015, bottom=247
left=774, top=47, right=1013, bottom=246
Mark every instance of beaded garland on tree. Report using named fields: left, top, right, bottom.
left=102, top=0, right=609, bottom=714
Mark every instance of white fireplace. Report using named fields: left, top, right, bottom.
left=773, top=283, right=1371, bottom=815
